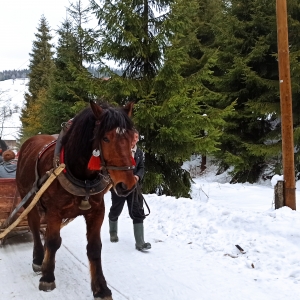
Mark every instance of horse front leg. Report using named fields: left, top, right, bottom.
left=84, top=211, right=112, bottom=300
left=26, top=206, right=44, bottom=272
left=39, top=215, right=62, bottom=292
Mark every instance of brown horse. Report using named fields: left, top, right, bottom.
left=16, top=101, right=137, bottom=299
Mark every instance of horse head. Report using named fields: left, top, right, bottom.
left=90, top=101, right=137, bottom=196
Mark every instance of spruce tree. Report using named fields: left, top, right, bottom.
left=90, top=0, right=229, bottom=197
left=208, top=0, right=282, bottom=182
left=42, top=1, right=99, bottom=133
left=179, top=0, right=232, bottom=172
left=43, top=18, right=88, bottom=134
left=20, top=16, right=54, bottom=141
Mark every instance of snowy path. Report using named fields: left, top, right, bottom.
left=1, top=189, right=300, bottom=300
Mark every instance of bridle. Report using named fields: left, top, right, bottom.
left=98, top=145, right=136, bottom=172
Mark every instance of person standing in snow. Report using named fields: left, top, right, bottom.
left=108, top=129, right=151, bottom=251
left=0, top=149, right=17, bottom=178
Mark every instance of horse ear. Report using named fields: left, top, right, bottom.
left=124, top=102, right=134, bottom=117
left=90, top=100, right=103, bottom=120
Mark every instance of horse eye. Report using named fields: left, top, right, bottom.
left=103, top=137, right=110, bottom=143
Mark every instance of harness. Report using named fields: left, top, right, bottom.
left=53, top=119, right=136, bottom=209
left=53, top=123, right=108, bottom=209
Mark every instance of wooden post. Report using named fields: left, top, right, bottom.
left=276, top=0, right=296, bottom=210
left=274, top=180, right=285, bottom=209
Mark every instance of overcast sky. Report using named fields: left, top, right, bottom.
left=0, top=0, right=91, bottom=72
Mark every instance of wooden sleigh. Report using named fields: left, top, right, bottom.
left=0, top=164, right=65, bottom=244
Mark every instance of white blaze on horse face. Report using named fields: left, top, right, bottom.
left=116, top=127, right=126, bottom=135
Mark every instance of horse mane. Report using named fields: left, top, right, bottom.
left=61, top=103, right=134, bottom=165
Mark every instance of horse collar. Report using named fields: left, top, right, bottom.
left=53, top=126, right=111, bottom=205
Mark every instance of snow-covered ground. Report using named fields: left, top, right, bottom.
left=0, top=78, right=28, bottom=140
left=1, top=164, right=300, bottom=300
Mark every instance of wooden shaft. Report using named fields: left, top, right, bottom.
left=0, top=164, right=65, bottom=240
left=276, top=0, right=296, bottom=210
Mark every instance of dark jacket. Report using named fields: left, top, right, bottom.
left=0, top=160, right=17, bottom=178
left=133, top=147, right=144, bottom=182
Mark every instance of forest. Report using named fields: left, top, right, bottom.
left=18, top=0, right=300, bottom=197
left=0, top=69, right=29, bottom=81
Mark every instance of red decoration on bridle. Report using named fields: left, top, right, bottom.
left=87, top=150, right=136, bottom=171
left=88, top=149, right=101, bottom=170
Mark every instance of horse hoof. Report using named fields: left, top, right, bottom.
left=39, top=281, right=56, bottom=291
left=94, top=297, right=113, bottom=300
left=32, top=263, right=42, bottom=273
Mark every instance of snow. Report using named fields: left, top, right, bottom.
left=271, top=174, right=284, bottom=188
left=0, top=78, right=28, bottom=140
left=0, top=78, right=300, bottom=299
left=1, top=164, right=300, bottom=300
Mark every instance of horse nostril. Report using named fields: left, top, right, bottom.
left=121, top=182, right=127, bottom=190
left=115, top=182, right=128, bottom=193
left=114, top=182, right=135, bottom=197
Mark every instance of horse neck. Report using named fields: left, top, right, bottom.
left=64, top=145, right=93, bottom=181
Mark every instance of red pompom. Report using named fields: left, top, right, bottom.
left=60, top=147, right=67, bottom=173
left=88, top=155, right=101, bottom=170
left=131, top=156, right=136, bottom=166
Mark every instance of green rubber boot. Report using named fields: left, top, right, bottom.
left=109, top=220, right=119, bottom=242
left=133, top=223, right=151, bottom=251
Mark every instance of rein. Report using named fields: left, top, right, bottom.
left=130, top=183, right=150, bottom=218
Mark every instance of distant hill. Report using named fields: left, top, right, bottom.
left=0, top=69, right=29, bottom=81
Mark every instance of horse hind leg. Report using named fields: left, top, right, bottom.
left=26, top=207, right=44, bottom=272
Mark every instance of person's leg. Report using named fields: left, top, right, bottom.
left=108, top=191, right=126, bottom=242
left=126, top=194, right=151, bottom=251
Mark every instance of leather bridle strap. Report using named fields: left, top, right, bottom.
left=101, top=165, right=135, bottom=171
left=98, top=138, right=135, bottom=171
